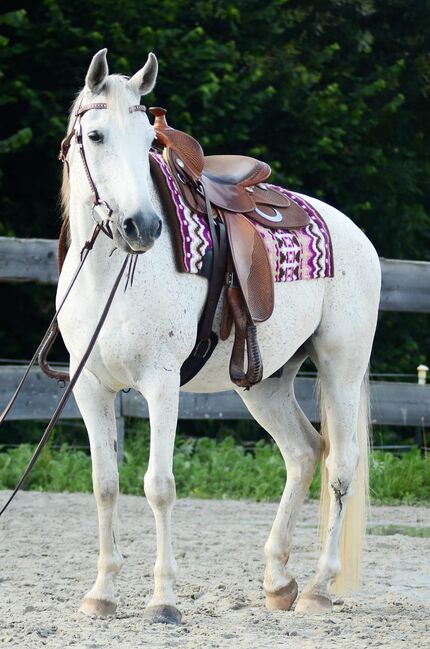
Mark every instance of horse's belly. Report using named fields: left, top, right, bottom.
left=182, top=277, right=325, bottom=393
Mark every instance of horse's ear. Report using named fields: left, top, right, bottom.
left=85, top=49, right=109, bottom=92
left=128, top=52, right=158, bottom=97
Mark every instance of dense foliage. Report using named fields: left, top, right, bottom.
left=1, top=432, right=429, bottom=504
left=0, top=0, right=429, bottom=369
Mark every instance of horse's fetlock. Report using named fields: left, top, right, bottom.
left=264, top=539, right=288, bottom=564
left=154, top=559, right=177, bottom=582
left=330, top=561, right=342, bottom=580
left=97, top=556, right=122, bottom=575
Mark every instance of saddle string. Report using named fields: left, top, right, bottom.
left=0, top=255, right=129, bottom=518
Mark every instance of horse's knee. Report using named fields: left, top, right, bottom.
left=144, top=472, right=176, bottom=510
left=93, top=471, right=119, bottom=505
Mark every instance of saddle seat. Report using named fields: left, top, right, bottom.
left=203, top=155, right=271, bottom=187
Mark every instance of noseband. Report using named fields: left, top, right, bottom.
left=59, top=101, right=148, bottom=236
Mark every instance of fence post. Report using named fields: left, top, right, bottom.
left=415, top=364, right=429, bottom=451
left=417, top=364, right=429, bottom=386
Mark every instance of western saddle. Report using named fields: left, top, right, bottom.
left=149, top=108, right=310, bottom=389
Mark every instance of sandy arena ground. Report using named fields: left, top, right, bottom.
left=0, top=491, right=429, bottom=648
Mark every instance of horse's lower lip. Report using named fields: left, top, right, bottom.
left=126, top=242, right=148, bottom=253
left=115, top=227, right=150, bottom=254
left=125, top=243, right=148, bottom=255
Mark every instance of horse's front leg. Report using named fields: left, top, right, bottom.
left=141, top=372, right=181, bottom=625
left=72, top=366, right=123, bottom=618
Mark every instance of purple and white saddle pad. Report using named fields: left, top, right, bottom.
left=151, top=152, right=334, bottom=282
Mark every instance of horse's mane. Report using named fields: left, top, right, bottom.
left=60, top=75, right=131, bottom=222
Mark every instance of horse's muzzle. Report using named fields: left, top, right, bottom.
left=118, top=211, right=162, bottom=252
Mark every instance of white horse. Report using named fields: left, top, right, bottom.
left=58, top=49, right=381, bottom=623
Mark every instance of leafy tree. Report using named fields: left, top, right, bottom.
left=0, top=0, right=429, bottom=370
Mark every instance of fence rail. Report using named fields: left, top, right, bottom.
left=1, top=366, right=429, bottom=428
left=1, top=237, right=430, bottom=313
left=0, top=237, right=429, bottom=454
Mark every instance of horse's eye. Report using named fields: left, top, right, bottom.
left=88, top=130, right=103, bottom=143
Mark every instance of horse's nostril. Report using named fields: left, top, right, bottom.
left=123, top=217, right=135, bottom=235
left=154, top=219, right=162, bottom=239
left=121, top=213, right=160, bottom=244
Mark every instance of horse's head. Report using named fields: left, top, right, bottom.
left=65, top=49, right=162, bottom=254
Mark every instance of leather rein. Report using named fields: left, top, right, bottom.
left=0, top=101, right=145, bottom=517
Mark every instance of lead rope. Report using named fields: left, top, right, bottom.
left=0, top=254, right=129, bottom=517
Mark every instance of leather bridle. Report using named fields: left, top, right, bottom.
left=59, top=101, right=148, bottom=236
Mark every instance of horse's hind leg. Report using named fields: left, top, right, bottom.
left=295, top=336, right=370, bottom=614
left=71, top=366, right=123, bottom=618
left=239, top=348, right=322, bottom=610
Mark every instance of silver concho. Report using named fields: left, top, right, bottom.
left=255, top=206, right=283, bottom=223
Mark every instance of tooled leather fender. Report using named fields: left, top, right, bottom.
left=222, top=211, right=274, bottom=323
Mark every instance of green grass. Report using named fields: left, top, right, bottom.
left=0, top=433, right=429, bottom=504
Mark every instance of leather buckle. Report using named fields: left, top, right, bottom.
left=92, top=200, right=113, bottom=222
left=225, top=271, right=239, bottom=288
left=193, top=338, right=212, bottom=359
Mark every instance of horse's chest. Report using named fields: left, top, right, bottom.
left=57, top=267, right=206, bottom=389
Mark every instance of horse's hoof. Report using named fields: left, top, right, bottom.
left=295, top=592, right=332, bottom=614
left=80, top=596, right=117, bottom=618
left=265, top=579, right=298, bottom=611
left=144, top=605, right=182, bottom=625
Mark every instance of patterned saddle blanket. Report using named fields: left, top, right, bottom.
left=150, top=151, right=333, bottom=282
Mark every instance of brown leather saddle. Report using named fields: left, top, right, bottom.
left=149, top=108, right=310, bottom=389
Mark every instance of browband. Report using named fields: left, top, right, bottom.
left=75, top=103, right=147, bottom=116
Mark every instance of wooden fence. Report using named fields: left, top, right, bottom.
left=1, top=237, right=429, bottom=456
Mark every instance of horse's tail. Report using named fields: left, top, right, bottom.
left=318, top=373, right=370, bottom=593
